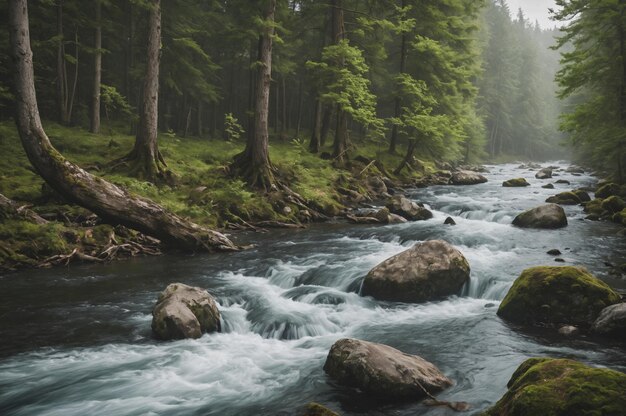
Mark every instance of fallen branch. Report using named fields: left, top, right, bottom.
left=415, top=379, right=471, bottom=412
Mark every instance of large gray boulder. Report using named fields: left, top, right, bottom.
left=449, top=170, right=488, bottom=185
left=152, top=283, right=221, bottom=340
left=361, top=240, right=470, bottom=302
left=385, top=195, right=432, bottom=221
left=592, top=303, right=626, bottom=339
left=535, top=168, right=552, bottom=179
left=324, top=338, right=452, bottom=399
left=512, top=203, right=567, bottom=229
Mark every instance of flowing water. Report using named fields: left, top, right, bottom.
left=0, top=163, right=625, bottom=416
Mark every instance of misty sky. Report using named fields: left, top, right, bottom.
left=506, top=0, right=558, bottom=29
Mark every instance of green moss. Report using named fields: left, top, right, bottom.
left=0, top=219, right=69, bottom=258
left=545, top=192, right=581, bottom=205
left=583, top=199, right=605, bottom=216
left=595, top=183, right=620, bottom=199
left=601, top=196, right=625, bottom=213
left=497, top=266, right=621, bottom=326
left=483, top=358, right=626, bottom=416
left=573, top=189, right=591, bottom=202
left=612, top=208, right=626, bottom=225
left=503, top=178, right=530, bottom=187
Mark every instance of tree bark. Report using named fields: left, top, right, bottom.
left=232, top=0, right=276, bottom=190
left=56, top=0, right=68, bottom=125
left=330, top=0, right=348, bottom=165
left=389, top=0, right=407, bottom=154
left=394, top=138, right=417, bottom=175
left=90, top=0, right=102, bottom=134
left=124, top=0, right=167, bottom=182
left=9, top=0, right=236, bottom=252
left=309, top=98, right=322, bottom=152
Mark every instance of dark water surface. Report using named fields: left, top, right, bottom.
left=1, top=163, right=625, bottom=416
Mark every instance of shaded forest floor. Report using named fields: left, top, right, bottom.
left=0, top=121, right=446, bottom=272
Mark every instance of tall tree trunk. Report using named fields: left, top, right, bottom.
left=90, top=0, right=102, bottom=134
left=245, top=40, right=257, bottom=142
left=281, top=76, right=287, bottom=133
left=320, top=105, right=333, bottom=146
left=395, top=138, right=417, bottom=175
left=56, top=0, right=68, bottom=124
left=389, top=0, right=407, bottom=154
left=618, top=0, right=626, bottom=182
left=232, top=0, right=276, bottom=190
left=197, top=99, right=203, bottom=136
left=330, top=0, right=348, bottom=165
left=8, top=0, right=236, bottom=252
left=66, top=28, right=79, bottom=124
left=124, top=0, right=167, bottom=182
left=309, top=98, right=322, bottom=152
left=295, top=80, right=303, bottom=138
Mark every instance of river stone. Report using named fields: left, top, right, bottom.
left=449, top=170, right=488, bottom=185
left=503, top=178, right=530, bottom=187
left=566, top=166, right=585, bottom=173
left=482, top=358, right=626, bottom=416
left=386, top=195, right=432, bottom=221
left=361, top=240, right=470, bottom=303
left=545, top=191, right=581, bottom=205
left=535, top=168, right=552, bottom=179
left=541, top=183, right=554, bottom=189
left=301, top=402, right=339, bottom=416
left=497, top=266, right=621, bottom=327
left=152, top=283, right=221, bottom=340
left=601, top=195, right=625, bottom=213
left=444, top=216, right=456, bottom=225
left=366, top=176, right=388, bottom=196
left=324, top=338, right=452, bottom=399
left=592, top=303, right=626, bottom=339
left=572, top=189, right=591, bottom=202
left=595, top=182, right=620, bottom=199
left=512, top=203, right=567, bottom=229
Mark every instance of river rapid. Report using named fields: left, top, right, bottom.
left=0, top=163, right=625, bottom=416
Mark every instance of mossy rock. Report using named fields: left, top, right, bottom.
left=601, top=196, right=625, bottom=213
left=595, top=182, right=620, bottom=199
left=503, top=178, right=530, bottom=187
left=572, top=189, right=591, bottom=202
left=583, top=198, right=605, bottom=216
left=482, top=358, right=626, bottom=416
left=497, top=266, right=621, bottom=327
left=301, top=402, right=340, bottom=416
left=545, top=191, right=581, bottom=205
left=612, top=208, right=626, bottom=225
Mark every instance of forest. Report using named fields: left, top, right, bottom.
left=0, top=1, right=626, bottom=416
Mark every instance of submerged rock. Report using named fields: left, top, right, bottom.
left=151, top=283, right=221, bottom=340
left=541, top=183, right=555, bottom=189
left=547, top=249, right=561, bottom=255
left=361, top=240, right=470, bottom=303
left=301, top=402, right=340, bottom=416
left=386, top=195, right=432, bottom=221
left=497, top=266, right=621, bottom=327
left=444, top=216, right=457, bottom=225
left=449, top=170, right=488, bottom=185
left=502, top=178, right=530, bottom=187
left=324, top=338, right=452, bottom=399
left=592, top=303, right=626, bottom=339
left=554, top=179, right=570, bottom=185
left=512, top=204, right=567, bottom=229
left=535, top=168, right=552, bottom=179
left=545, top=191, right=581, bottom=205
left=483, top=358, right=626, bottom=416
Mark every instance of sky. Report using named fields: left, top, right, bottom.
left=506, top=0, right=558, bottom=29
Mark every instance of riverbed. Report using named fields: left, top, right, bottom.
left=0, top=163, right=624, bottom=415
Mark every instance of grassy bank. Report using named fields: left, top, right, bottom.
left=0, top=120, right=435, bottom=271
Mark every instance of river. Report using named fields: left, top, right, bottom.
left=0, top=163, right=624, bottom=416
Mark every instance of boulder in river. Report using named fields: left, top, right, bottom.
left=449, top=170, right=488, bottom=185
left=535, top=168, right=552, bottom=179
left=444, top=216, right=456, bottom=225
left=152, top=283, right=221, bottom=340
left=545, top=191, right=581, bottom=205
left=591, top=303, right=626, bottom=339
left=554, top=179, right=570, bottom=185
left=502, top=178, right=530, bottom=187
left=361, top=240, right=470, bottom=303
left=572, top=189, right=591, bottom=202
left=595, top=182, right=620, bottom=199
left=482, top=358, right=626, bottom=416
left=601, top=195, right=625, bottom=213
left=300, top=402, right=339, bottom=416
left=374, top=207, right=407, bottom=225
left=324, top=338, right=452, bottom=399
left=386, top=195, right=432, bottom=221
left=512, top=203, right=567, bottom=229
left=541, top=183, right=554, bottom=189
left=497, top=266, right=621, bottom=327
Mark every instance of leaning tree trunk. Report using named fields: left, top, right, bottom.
left=395, top=138, right=417, bottom=175
left=124, top=0, right=167, bottom=182
left=90, top=0, right=102, bottom=134
left=232, top=0, right=276, bottom=190
left=8, top=0, right=236, bottom=252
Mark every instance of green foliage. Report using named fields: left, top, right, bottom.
left=224, top=112, right=244, bottom=141
left=307, top=40, right=384, bottom=138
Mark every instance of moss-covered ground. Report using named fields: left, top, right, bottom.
left=0, top=120, right=435, bottom=271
